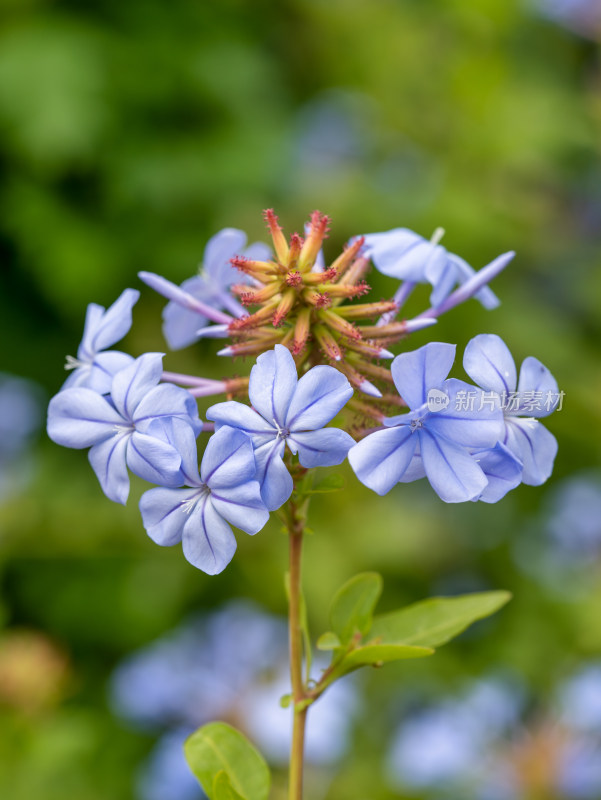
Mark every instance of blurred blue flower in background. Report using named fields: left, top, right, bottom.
left=0, top=372, right=44, bottom=500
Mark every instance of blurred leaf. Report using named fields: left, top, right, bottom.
left=329, top=572, right=383, bottom=645
left=305, top=473, right=345, bottom=494
left=368, top=591, right=512, bottom=648
left=341, top=642, right=434, bottom=670
left=184, top=722, right=270, bottom=800
left=213, top=771, right=246, bottom=800
left=316, top=631, right=341, bottom=650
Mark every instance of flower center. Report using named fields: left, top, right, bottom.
left=273, top=419, right=290, bottom=440
left=181, top=485, right=210, bottom=514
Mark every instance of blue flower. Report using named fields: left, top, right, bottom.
left=47, top=353, right=202, bottom=504
left=463, top=334, right=559, bottom=486
left=348, top=341, right=505, bottom=502
left=206, top=345, right=354, bottom=511
left=63, top=288, right=140, bottom=393
left=139, top=423, right=269, bottom=574
left=157, top=228, right=270, bottom=350
left=360, top=228, right=502, bottom=309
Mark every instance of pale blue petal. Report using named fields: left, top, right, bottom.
left=88, top=433, right=130, bottom=504
left=505, top=417, right=557, bottom=486
left=427, top=378, right=504, bottom=449
left=398, top=450, right=426, bottom=482
left=472, top=443, right=522, bottom=503
left=427, top=260, right=456, bottom=307
left=182, top=495, right=237, bottom=575
left=204, top=228, right=248, bottom=286
left=143, top=417, right=201, bottom=486
left=88, top=289, right=140, bottom=353
left=249, top=345, right=298, bottom=427
left=419, top=429, right=488, bottom=503
left=286, top=366, right=352, bottom=430
left=463, top=334, right=517, bottom=396
left=516, top=356, right=559, bottom=418
left=162, top=276, right=209, bottom=350
left=111, top=353, right=164, bottom=420
left=449, top=254, right=500, bottom=309
left=288, top=428, right=355, bottom=468
left=206, top=401, right=275, bottom=443
left=210, top=481, right=269, bottom=534
left=254, top=439, right=292, bottom=511
left=87, top=351, right=135, bottom=394
left=126, top=431, right=183, bottom=487
left=348, top=426, right=417, bottom=495
left=361, top=229, right=424, bottom=278
left=390, top=342, right=456, bottom=410
left=243, top=241, right=271, bottom=262
left=139, top=486, right=201, bottom=545
left=47, top=388, right=124, bottom=448
left=133, top=384, right=201, bottom=433
left=78, top=303, right=104, bottom=360
left=200, top=427, right=256, bottom=489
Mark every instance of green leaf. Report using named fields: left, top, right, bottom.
left=184, top=722, right=270, bottom=800
left=305, top=473, right=345, bottom=493
left=316, top=631, right=341, bottom=650
left=329, top=572, right=383, bottom=645
left=368, top=591, right=511, bottom=649
left=213, top=772, right=246, bottom=800
left=341, top=643, right=434, bottom=670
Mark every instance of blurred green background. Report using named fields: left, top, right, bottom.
left=0, top=0, right=600, bottom=798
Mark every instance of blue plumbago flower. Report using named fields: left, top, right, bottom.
left=139, top=422, right=269, bottom=574
left=47, top=353, right=202, bottom=504
left=63, top=288, right=140, bottom=393
left=348, top=342, right=505, bottom=502
left=206, top=344, right=354, bottom=511
left=360, top=227, right=505, bottom=310
left=464, top=333, right=559, bottom=486
left=142, top=228, right=270, bottom=350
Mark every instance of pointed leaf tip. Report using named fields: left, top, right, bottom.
left=329, top=571, right=383, bottom=645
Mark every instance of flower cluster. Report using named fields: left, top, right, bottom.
left=47, top=211, right=561, bottom=573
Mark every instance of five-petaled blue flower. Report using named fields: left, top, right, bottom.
left=348, top=342, right=505, bottom=502
left=47, top=353, right=202, bottom=504
left=139, top=421, right=269, bottom=575
left=63, top=288, right=140, bottom=393
left=206, top=344, right=355, bottom=511
left=463, top=333, right=559, bottom=486
left=360, top=228, right=501, bottom=310
left=161, top=228, right=271, bottom=349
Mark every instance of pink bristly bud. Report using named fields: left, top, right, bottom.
left=342, top=340, right=394, bottom=359
left=304, top=290, right=332, bottom=308
left=239, top=283, right=281, bottom=307
left=285, top=270, right=303, bottom=288
left=292, top=308, right=312, bottom=355
left=348, top=358, right=395, bottom=384
left=288, top=233, right=303, bottom=268
left=338, top=363, right=383, bottom=398
left=357, top=317, right=437, bottom=339
left=335, top=299, right=398, bottom=320
left=319, top=308, right=362, bottom=340
left=330, top=236, right=365, bottom=279
left=228, top=300, right=281, bottom=332
left=272, top=289, right=297, bottom=327
left=297, top=210, right=330, bottom=272
left=218, top=336, right=282, bottom=357
left=318, top=281, right=370, bottom=299
left=264, top=209, right=290, bottom=265
left=302, top=267, right=338, bottom=285
left=314, top=324, right=343, bottom=362
left=346, top=397, right=386, bottom=423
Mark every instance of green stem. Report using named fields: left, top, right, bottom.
left=287, top=496, right=307, bottom=800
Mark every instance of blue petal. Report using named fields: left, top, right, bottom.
left=426, top=378, right=504, bottom=449
left=472, top=442, right=522, bottom=503
left=285, top=366, right=352, bottom=431
left=505, top=417, right=557, bottom=486
left=162, top=276, right=209, bottom=350
left=449, top=254, right=500, bottom=309
left=126, top=431, right=183, bottom=487
left=87, top=351, right=135, bottom=394
left=427, top=259, right=456, bottom=307
left=419, top=429, right=488, bottom=503
left=47, top=388, right=124, bottom=448
left=111, top=353, right=164, bottom=420
left=398, top=450, right=426, bottom=483
left=361, top=229, right=425, bottom=279
left=516, top=356, right=559, bottom=418
left=87, top=289, right=140, bottom=354
left=348, top=426, right=417, bottom=495
left=134, top=383, right=202, bottom=435
left=78, top=304, right=104, bottom=360
left=249, top=345, right=298, bottom=427
left=210, top=481, right=269, bottom=534
left=206, top=401, right=275, bottom=443
left=203, top=228, right=249, bottom=286
left=288, top=428, right=355, bottom=468
left=88, top=433, right=130, bottom=504
left=182, top=495, right=237, bottom=575
left=143, top=417, right=201, bottom=487
left=463, top=334, right=517, bottom=396
left=390, top=342, right=456, bottom=410
left=200, top=427, right=256, bottom=489
left=139, top=486, right=201, bottom=545
left=253, top=439, right=292, bottom=511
